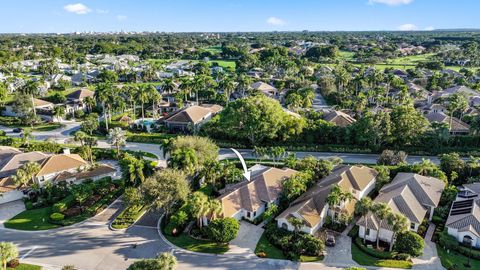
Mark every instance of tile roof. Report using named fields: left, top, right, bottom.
left=425, top=112, right=470, bottom=133
left=446, top=198, right=480, bottom=238
left=165, top=105, right=223, bottom=124
left=36, top=154, right=88, bottom=177
left=66, top=88, right=94, bottom=101
left=219, top=166, right=297, bottom=218
left=0, top=151, right=50, bottom=179
left=54, top=164, right=116, bottom=182
left=323, top=110, right=356, bottom=127
left=277, top=165, right=378, bottom=228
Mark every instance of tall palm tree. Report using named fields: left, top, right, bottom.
left=107, top=127, right=126, bottom=158
left=221, top=77, right=236, bottom=104
left=162, top=78, right=176, bottom=94
left=95, top=83, right=114, bottom=130
left=136, top=85, right=151, bottom=121
left=179, top=77, right=193, bottom=102
left=355, top=197, right=374, bottom=244
left=53, top=106, right=65, bottom=123
left=372, top=202, right=392, bottom=248
left=387, top=212, right=409, bottom=251
left=19, top=80, right=40, bottom=117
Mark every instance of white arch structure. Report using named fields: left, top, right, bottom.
left=230, top=148, right=251, bottom=181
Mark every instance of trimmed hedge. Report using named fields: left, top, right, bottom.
left=50, top=212, right=65, bottom=221
left=52, top=195, right=75, bottom=213
left=353, top=237, right=394, bottom=260
left=126, top=132, right=176, bottom=144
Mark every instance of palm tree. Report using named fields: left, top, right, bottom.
left=53, top=106, right=65, bottom=123
left=220, top=77, right=236, bottom=104
left=355, top=197, right=374, bottom=244
left=0, top=242, right=18, bottom=270
left=21, top=129, right=33, bottom=146
left=467, top=156, right=480, bottom=176
left=288, top=217, right=304, bottom=234
left=162, top=78, right=177, bottom=94
left=179, top=77, right=193, bottom=102
left=188, top=192, right=209, bottom=228
left=19, top=80, right=40, bottom=117
left=372, top=202, right=392, bottom=248
left=136, top=85, right=150, bottom=121
left=12, top=161, right=40, bottom=188
left=148, top=86, right=162, bottom=119
left=387, top=212, right=409, bottom=252
left=95, top=83, right=114, bottom=130
left=107, top=127, right=126, bottom=158
left=83, top=96, right=96, bottom=113
left=74, top=131, right=88, bottom=146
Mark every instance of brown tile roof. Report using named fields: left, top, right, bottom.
left=33, top=98, right=53, bottom=107
left=219, top=166, right=297, bottom=218
left=323, top=110, right=356, bottom=127
left=277, top=165, right=378, bottom=228
left=37, top=154, right=88, bottom=177
left=425, top=112, right=470, bottom=133
left=66, top=88, right=94, bottom=101
left=165, top=105, right=223, bottom=124
left=54, top=164, right=116, bottom=182
left=251, top=82, right=277, bottom=94
left=0, top=151, right=50, bottom=179
left=0, top=177, right=17, bottom=193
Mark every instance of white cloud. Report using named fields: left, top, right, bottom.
left=398, top=24, right=418, bottom=31
left=424, top=26, right=435, bottom=31
left=266, top=17, right=286, bottom=26
left=117, top=15, right=127, bottom=21
left=96, top=9, right=109, bottom=14
left=368, top=0, right=414, bottom=6
left=64, top=3, right=91, bottom=14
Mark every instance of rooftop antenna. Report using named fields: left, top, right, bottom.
left=230, top=148, right=251, bottom=181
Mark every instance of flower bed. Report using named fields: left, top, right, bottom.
left=111, top=205, right=148, bottom=229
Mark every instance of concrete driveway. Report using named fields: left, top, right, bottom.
left=323, top=233, right=357, bottom=266
left=226, top=221, right=264, bottom=257
left=0, top=200, right=25, bottom=228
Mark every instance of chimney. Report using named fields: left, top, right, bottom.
left=63, top=148, right=70, bottom=155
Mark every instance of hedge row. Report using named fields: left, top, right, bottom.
left=353, top=237, right=395, bottom=260
left=52, top=195, right=76, bottom=213
left=126, top=132, right=176, bottom=144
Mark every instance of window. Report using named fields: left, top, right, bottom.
left=247, top=212, right=251, bottom=218
left=410, top=222, right=415, bottom=230
left=253, top=211, right=257, bottom=217
left=366, top=228, right=371, bottom=236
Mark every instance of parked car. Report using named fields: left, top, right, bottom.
left=326, top=231, right=336, bottom=247
left=12, top=127, right=23, bottom=133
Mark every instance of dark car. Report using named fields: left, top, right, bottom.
left=326, top=232, right=336, bottom=247
left=12, top=127, right=23, bottom=133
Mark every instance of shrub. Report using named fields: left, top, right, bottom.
left=353, top=237, right=393, bottom=259
left=50, top=212, right=65, bottom=221
left=394, top=231, right=425, bottom=257
left=0, top=130, right=6, bottom=136
left=25, top=201, right=33, bottom=210
left=7, top=259, right=20, bottom=268
left=394, top=253, right=411, bottom=260
left=207, top=217, right=240, bottom=243
left=52, top=195, right=76, bottom=213
left=432, top=215, right=443, bottom=225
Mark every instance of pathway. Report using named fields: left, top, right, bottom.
left=412, top=223, right=444, bottom=270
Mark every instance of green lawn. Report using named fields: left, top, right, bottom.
left=204, top=45, right=222, bottom=54
left=351, top=241, right=413, bottom=269
left=30, top=123, right=63, bottom=132
left=437, top=244, right=480, bottom=270
left=299, top=255, right=324, bottom=262
left=339, top=51, right=356, bottom=61
left=7, top=263, right=42, bottom=270
left=254, top=232, right=286, bottom=260
left=164, top=233, right=229, bottom=254
left=4, top=207, right=60, bottom=231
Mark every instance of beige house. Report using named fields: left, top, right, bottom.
left=425, top=112, right=470, bottom=135
left=357, top=173, right=445, bottom=244
left=164, top=104, right=223, bottom=133
left=276, top=165, right=377, bottom=234
left=251, top=82, right=278, bottom=97
left=65, top=88, right=95, bottom=115
left=219, top=165, right=297, bottom=222
left=323, top=110, right=357, bottom=127
left=35, top=153, right=88, bottom=184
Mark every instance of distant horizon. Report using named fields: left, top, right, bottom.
left=1, top=0, right=479, bottom=33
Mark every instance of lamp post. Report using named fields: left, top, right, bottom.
left=465, top=238, right=472, bottom=268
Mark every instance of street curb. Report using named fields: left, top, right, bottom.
left=0, top=196, right=123, bottom=233
left=109, top=207, right=148, bottom=231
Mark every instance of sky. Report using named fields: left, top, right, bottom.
left=0, top=0, right=479, bottom=33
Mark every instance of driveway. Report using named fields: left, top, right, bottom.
left=412, top=223, right=445, bottom=270
left=322, top=233, right=357, bottom=266
left=0, top=200, right=25, bottom=228
left=226, top=221, right=264, bottom=257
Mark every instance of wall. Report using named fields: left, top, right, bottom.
left=0, top=190, right=24, bottom=204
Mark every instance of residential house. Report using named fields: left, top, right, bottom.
left=164, top=104, right=223, bottom=133
left=276, top=165, right=377, bottom=235
left=323, top=110, right=357, bottom=127
left=445, top=183, right=480, bottom=248
left=357, top=173, right=445, bottom=243
left=251, top=82, right=278, bottom=98
left=425, top=112, right=470, bottom=135
left=2, top=98, right=54, bottom=119
left=65, top=88, right=95, bottom=115
left=219, top=165, right=297, bottom=222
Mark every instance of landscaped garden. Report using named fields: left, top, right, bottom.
left=351, top=241, right=413, bottom=269
left=437, top=229, right=480, bottom=270
left=5, top=177, right=124, bottom=231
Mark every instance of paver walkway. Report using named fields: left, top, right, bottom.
left=226, top=221, right=264, bottom=257
left=412, top=223, right=445, bottom=270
